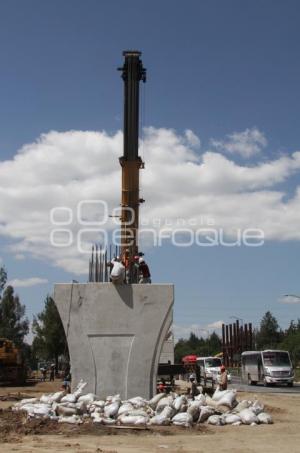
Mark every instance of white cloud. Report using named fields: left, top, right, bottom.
left=206, top=320, right=224, bottom=330
left=185, top=129, right=201, bottom=148
left=173, top=324, right=211, bottom=340
left=14, top=254, right=25, bottom=261
left=0, top=127, right=300, bottom=275
left=279, top=295, right=300, bottom=304
left=8, top=277, right=48, bottom=288
left=211, top=127, right=267, bottom=158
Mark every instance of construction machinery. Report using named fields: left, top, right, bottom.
left=0, top=338, right=26, bottom=384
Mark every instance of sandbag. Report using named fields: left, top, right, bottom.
left=172, top=412, right=193, bottom=427
left=104, top=401, right=120, bottom=418
left=148, top=414, right=171, bottom=426
left=160, top=405, right=176, bottom=419
left=234, top=400, right=251, bottom=412
left=148, top=393, right=165, bottom=409
left=119, top=414, right=149, bottom=425
left=224, top=414, right=241, bottom=425
left=212, top=387, right=230, bottom=401
left=156, top=396, right=174, bottom=413
left=216, top=390, right=237, bottom=409
left=250, top=400, right=264, bottom=415
left=61, top=393, right=77, bottom=404
left=56, top=405, right=76, bottom=417
left=77, top=393, right=97, bottom=404
left=58, top=415, right=82, bottom=424
left=118, top=402, right=134, bottom=416
left=207, top=415, right=225, bottom=426
left=187, top=401, right=202, bottom=421
left=198, top=406, right=215, bottom=423
left=257, top=412, right=273, bottom=424
left=239, top=408, right=259, bottom=425
left=128, top=396, right=147, bottom=409
left=173, top=395, right=187, bottom=412
left=194, top=394, right=206, bottom=405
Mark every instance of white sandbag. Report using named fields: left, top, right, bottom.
left=232, top=421, right=242, bottom=426
left=173, top=395, right=187, bottom=412
left=119, top=414, right=149, bottom=425
left=102, top=417, right=116, bottom=425
left=58, top=415, right=82, bottom=424
left=56, top=405, right=76, bottom=417
left=148, top=393, right=165, bottom=409
left=172, top=412, right=193, bottom=427
left=19, top=403, right=38, bottom=415
left=198, top=406, right=215, bottom=423
left=212, top=386, right=230, bottom=401
left=32, top=404, right=52, bottom=417
left=207, top=415, right=225, bottom=426
left=250, top=400, right=264, bottom=415
left=224, top=414, right=241, bottom=425
left=234, top=400, right=251, bottom=412
left=187, top=401, right=202, bottom=421
left=128, top=396, right=147, bottom=409
left=61, top=393, right=77, bottom=403
left=257, top=412, right=273, bottom=424
left=75, top=400, right=88, bottom=414
left=205, top=396, right=228, bottom=413
left=156, top=396, right=174, bottom=413
left=160, top=405, right=176, bottom=419
left=239, top=408, right=259, bottom=425
left=148, top=414, right=171, bottom=426
left=91, top=413, right=104, bottom=423
left=216, top=390, right=237, bottom=409
left=104, top=401, right=120, bottom=418
left=40, top=394, right=55, bottom=404
left=118, top=402, right=134, bottom=416
left=77, top=393, right=97, bottom=404
left=125, top=409, right=149, bottom=418
left=194, top=394, right=206, bottom=405
left=92, top=400, right=106, bottom=409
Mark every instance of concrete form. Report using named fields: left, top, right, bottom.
left=54, top=283, right=174, bottom=400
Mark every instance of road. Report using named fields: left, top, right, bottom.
left=230, top=375, right=300, bottom=394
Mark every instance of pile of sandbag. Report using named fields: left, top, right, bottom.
left=12, top=382, right=273, bottom=427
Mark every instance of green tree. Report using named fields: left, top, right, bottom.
left=0, top=285, right=29, bottom=347
left=32, top=296, right=68, bottom=370
left=0, top=266, right=7, bottom=295
left=256, top=311, right=282, bottom=349
left=280, top=319, right=300, bottom=366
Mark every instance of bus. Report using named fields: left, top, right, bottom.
left=241, top=350, right=294, bottom=387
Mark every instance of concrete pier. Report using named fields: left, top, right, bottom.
left=54, top=283, right=174, bottom=399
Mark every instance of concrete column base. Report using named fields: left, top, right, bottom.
left=54, top=283, right=174, bottom=400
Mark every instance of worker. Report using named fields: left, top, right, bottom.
left=62, top=367, right=71, bottom=393
left=110, top=256, right=125, bottom=284
left=49, top=364, right=55, bottom=382
left=187, top=375, right=200, bottom=399
left=219, top=365, right=228, bottom=390
left=138, top=257, right=151, bottom=284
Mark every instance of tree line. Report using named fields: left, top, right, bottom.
left=175, top=311, right=300, bottom=365
left=0, top=266, right=68, bottom=370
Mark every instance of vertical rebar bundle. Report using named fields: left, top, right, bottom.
left=222, top=321, right=253, bottom=367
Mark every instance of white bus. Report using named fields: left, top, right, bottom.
left=241, top=350, right=294, bottom=387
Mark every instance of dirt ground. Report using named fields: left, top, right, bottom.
left=0, top=381, right=299, bottom=453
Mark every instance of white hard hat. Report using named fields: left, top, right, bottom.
left=139, top=257, right=144, bottom=264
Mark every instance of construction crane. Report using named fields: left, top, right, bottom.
left=118, top=51, right=146, bottom=280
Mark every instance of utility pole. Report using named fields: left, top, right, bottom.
left=118, top=51, right=146, bottom=279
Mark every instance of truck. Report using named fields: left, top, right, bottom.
left=0, top=338, right=26, bottom=384
left=241, top=350, right=294, bottom=387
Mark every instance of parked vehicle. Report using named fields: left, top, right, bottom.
left=0, top=338, right=26, bottom=384
left=241, top=350, right=294, bottom=387
left=196, top=356, right=231, bottom=385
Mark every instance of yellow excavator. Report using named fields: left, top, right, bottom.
left=0, top=338, right=26, bottom=384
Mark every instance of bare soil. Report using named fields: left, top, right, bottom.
left=0, top=380, right=299, bottom=453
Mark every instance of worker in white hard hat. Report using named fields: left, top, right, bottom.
left=138, top=257, right=151, bottom=284
left=110, top=256, right=125, bottom=284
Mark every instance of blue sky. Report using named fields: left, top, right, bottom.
left=1, top=0, right=300, bottom=339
